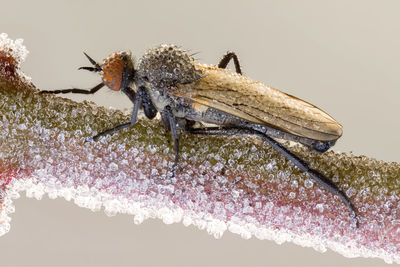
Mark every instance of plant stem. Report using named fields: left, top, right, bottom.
left=1, top=44, right=400, bottom=264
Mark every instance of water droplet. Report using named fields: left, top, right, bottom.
left=108, top=162, right=118, bottom=171
left=304, top=179, right=314, bottom=189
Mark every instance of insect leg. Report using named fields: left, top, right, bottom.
left=40, top=82, right=105, bottom=95
left=122, top=87, right=157, bottom=120
left=187, top=126, right=359, bottom=228
left=122, top=86, right=136, bottom=103
left=218, top=51, right=242, bottom=74
left=162, top=106, right=180, bottom=176
left=142, top=91, right=158, bottom=120
left=90, top=87, right=144, bottom=141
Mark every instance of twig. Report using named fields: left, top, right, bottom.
left=0, top=34, right=399, bottom=264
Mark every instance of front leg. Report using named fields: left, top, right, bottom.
left=41, top=52, right=103, bottom=94
left=90, top=87, right=145, bottom=141
left=123, top=87, right=157, bottom=120
left=40, top=82, right=105, bottom=95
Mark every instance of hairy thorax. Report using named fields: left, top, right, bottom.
left=137, top=44, right=202, bottom=89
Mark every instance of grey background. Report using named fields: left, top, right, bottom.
left=1, top=0, right=399, bottom=266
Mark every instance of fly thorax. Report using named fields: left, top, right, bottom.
left=137, top=44, right=202, bottom=88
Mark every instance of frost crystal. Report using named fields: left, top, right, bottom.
left=0, top=33, right=29, bottom=64
left=0, top=33, right=29, bottom=82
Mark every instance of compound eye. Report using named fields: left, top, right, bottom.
left=101, top=53, right=125, bottom=91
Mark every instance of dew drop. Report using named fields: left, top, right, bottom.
left=304, top=179, right=314, bottom=189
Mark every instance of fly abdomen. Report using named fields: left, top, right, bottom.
left=184, top=101, right=337, bottom=152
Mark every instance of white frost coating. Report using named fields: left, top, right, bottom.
left=0, top=33, right=30, bottom=81
left=0, top=33, right=29, bottom=63
left=2, top=173, right=227, bottom=239
left=3, top=173, right=396, bottom=264
left=1, top=156, right=399, bottom=265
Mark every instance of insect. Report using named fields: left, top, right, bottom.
left=41, top=44, right=358, bottom=227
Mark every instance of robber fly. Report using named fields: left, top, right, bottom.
left=41, top=44, right=358, bottom=227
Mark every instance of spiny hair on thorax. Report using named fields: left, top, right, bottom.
left=137, top=44, right=202, bottom=88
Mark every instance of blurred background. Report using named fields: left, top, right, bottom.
left=1, top=0, right=399, bottom=266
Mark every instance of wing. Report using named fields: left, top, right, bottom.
left=172, top=63, right=342, bottom=141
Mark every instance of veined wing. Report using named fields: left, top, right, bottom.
left=173, top=63, right=342, bottom=141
